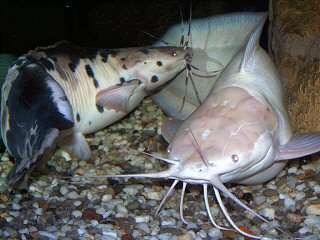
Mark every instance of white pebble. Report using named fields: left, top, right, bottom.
left=102, top=194, right=113, bottom=202
left=122, top=186, right=139, bottom=195
left=132, top=230, right=142, bottom=238
left=72, top=210, right=82, bottom=218
left=90, top=220, right=99, bottom=227
left=19, top=228, right=29, bottom=234
left=295, top=192, right=306, bottom=201
left=102, top=229, right=117, bottom=238
left=39, top=231, right=58, bottom=240
left=135, top=215, right=150, bottom=223
left=161, top=217, right=176, bottom=227
left=298, top=227, right=313, bottom=234
left=35, top=208, right=43, bottom=215
left=261, top=208, right=275, bottom=220
left=208, top=228, right=222, bottom=238
left=74, top=201, right=82, bottom=207
left=304, top=215, right=320, bottom=226
left=284, top=197, right=296, bottom=209
left=77, top=228, right=86, bottom=235
left=145, top=191, right=162, bottom=201
left=197, top=230, right=207, bottom=238
left=11, top=203, right=21, bottom=210
left=136, top=223, right=150, bottom=234
left=68, top=191, right=79, bottom=199
left=287, top=166, right=297, bottom=174
left=296, top=184, right=306, bottom=191
left=116, top=204, right=128, bottom=213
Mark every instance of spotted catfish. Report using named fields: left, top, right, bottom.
left=0, top=41, right=192, bottom=189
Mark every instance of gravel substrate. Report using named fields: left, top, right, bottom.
left=0, top=98, right=319, bottom=240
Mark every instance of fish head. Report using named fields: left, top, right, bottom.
left=166, top=96, right=277, bottom=184
left=109, top=46, right=193, bottom=90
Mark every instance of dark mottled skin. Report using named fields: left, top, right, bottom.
left=5, top=62, right=74, bottom=185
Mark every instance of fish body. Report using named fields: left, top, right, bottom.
left=152, top=12, right=269, bottom=120
left=0, top=41, right=192, bottom=189
left=104, top=12, right=320, bottom=238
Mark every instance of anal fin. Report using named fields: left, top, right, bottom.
left=277, top=132, right=320, bottom=160
left=60, top=133, right=91, bottom=160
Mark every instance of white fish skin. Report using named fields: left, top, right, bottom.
left=0, top=41, right=192, bottom=189
left=97, top=12, right=320, bottom=239
left=152, top=12, right=269, bottom=120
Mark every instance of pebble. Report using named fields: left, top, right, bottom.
left=102, top=194, right=112, bottom=202
left=145, top=191, right=162, bottom=201
left=11, top=202, right=21, bottom=210
left=284, top=197, right=296, bottom=210
left=135, top=215, right=151, bottom=223
left=255, top=195, right=267, bottom=205
left=39, top=231, right=58, bottom=239
left=208, top=228, right=222, bottom=238
left=102, top=229, right=117, bottom=238
left=261, top=208, right=275, bottom=220
left=298, top=227, right=313, bottom=235
left=137, top=223, right=151, bottom=234
left=306, top=204, right=320, bottom=215
left=304, top=215, right=320, bottom=226
left=68, top=191, right=80, bottom=199
left=161, top=217, right=176, bottom=227
left=78, top=228, right=87, bottom=235
left=72, top=210, right=82, bottom=218
left=263, top=189, right=278, bottom=197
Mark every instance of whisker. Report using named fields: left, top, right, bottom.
left=187, top=124, right=210, bottom=167
left=155, top=179, right=179, bottom=216
left=180, top=182, right=188, bottom=224
left=139, top=30, right=175, bottom=46
left=203, top=184, right=231, bottom=231
left=188, top=72, right=202, bottom=105
left=213, top=186, right=260, bottom=239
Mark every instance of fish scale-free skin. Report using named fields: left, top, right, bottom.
left=1, top=41, right=192, bottom=189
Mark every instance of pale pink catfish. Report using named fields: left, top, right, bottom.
left=83, top=13, right=320, bottom=239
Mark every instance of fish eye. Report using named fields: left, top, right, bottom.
left=171, top=51, right=177, bottom=57
left=232, top=154, right=239, bottom=162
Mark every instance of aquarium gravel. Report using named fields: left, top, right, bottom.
left=0, top=98, right=319, bottom=240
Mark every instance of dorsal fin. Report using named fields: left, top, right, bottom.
left=240, top=13, right=268, bottom=72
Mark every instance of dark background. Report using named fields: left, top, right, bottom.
left=0, top=0, right=269, bottom=54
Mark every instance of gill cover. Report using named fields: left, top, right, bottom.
left=1, top=57, right=74, bottom=190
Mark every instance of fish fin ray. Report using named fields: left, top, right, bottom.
left=161, top=115, right=183, bottom=143
left=277, top=132, right=320, bottom=160
left=96, top=81, right=146, bottom=112
left=60, top=133, right=91, bottom=160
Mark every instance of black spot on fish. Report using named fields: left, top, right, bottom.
left=51, top=56, right=57, bottom=62
left=100, top=49, right=110, bottom=63
left=89, top=121, right=92, bottom=125
left=139, top=48, right=149, bottom=54
left=68, top=62, right=76, bottom=72
left=76, top=113, right=81, bottom=122
left=85, top=64, right=94, bottom=78
left=109, top=50, right=119, bottom=57
left=157, top=61, right=163, bottom=66
left=93, top=78, right=99, bottom=88
left=120, top=77, right=125, bottom=83
left=122, top=64, right=128, bottom=70
left=96, top=104, right=104, bottom=113
left=39, top=57, right=55, bottom=71
left=121, top=57, right=127, bottom=61
left=151, top=75, right=158, bottom=83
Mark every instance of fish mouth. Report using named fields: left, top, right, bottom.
left=184, top=49, right=193, bottom=63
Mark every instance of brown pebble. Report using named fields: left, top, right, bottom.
left=287, top=213, right=302, bottom=223
left=38, top=200, right=49, bottom=211
left=0, top=194, right=9, bottom=203
left=121, top=233, right=135, bottom=240
left=263, top=189, right=279, bottom=197
left=221, top=229, right=237, bottom=238
left=275, top=179, right=287, bottom=188
left=82, top=208, right=103, bottom=221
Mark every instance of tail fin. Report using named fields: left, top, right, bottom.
left=1, top=59, right=74, bottom=190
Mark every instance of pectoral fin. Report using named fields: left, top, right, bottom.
left=277, top=132, right=320, bottom=160
left=60, top=133, right=91, bottom=160
left=96, top=81, right=146, bottom=112
left=161, top=115, right=183, bottom=143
